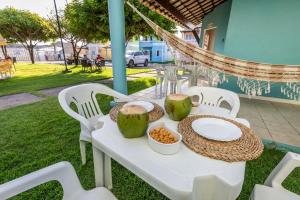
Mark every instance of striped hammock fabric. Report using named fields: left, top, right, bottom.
left=127, top=2, right=300, bottom=83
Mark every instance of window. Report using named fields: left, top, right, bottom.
left=134, top=52, right=142, bottom=56
left=156, top=50, right=160, bottom=56
left=184, top=34, right=193, bottom=41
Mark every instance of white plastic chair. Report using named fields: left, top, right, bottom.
left=0, top=161, right=116, bottom=200
left=163, top=66, right=189, bottom=96
left=184, top=86, right=240, bottom=117
left=250, top=152, right=300, bottom=200
left=58, top=83, right=132, bottom=165
left=152, top=64, right=165, bottom=98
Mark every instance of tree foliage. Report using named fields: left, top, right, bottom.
left=124, top=0, right=175, bottom=42
left=0, top=8, right=54, bottom=63
left=48, top=0, right=175, bottom=64
left=66, top=0, right=175, bottom=43
left=49, top=10, right=88, bottom=65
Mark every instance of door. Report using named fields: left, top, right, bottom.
left=134, top=52, right=142, bottom=64
left=203, top=28, right=216, bottom=52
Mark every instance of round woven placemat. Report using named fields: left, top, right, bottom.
left=109, top=102, right=164, bottom=123
left=178, top=115, right=264, bottom=162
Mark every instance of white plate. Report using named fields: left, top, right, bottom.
left=124, top=101, right=154, bottom=112
left=191, top=118, right=242, bottom=141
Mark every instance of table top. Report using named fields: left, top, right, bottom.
left=92, top=100, right=246, bottom=194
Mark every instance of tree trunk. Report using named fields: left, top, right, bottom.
left=71, top=41, right=79, bottom=65
left=76, top=51, right=80, bottom=65
left=28, top=47, right=35, bottom=64
left=1, top=46, right=7, bottom=58
left=27, top=41, right=35, bottom=64
left=125, top=40, right=129, bottom=48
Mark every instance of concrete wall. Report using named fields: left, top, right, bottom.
left=200, top=0, right=232, bottom=54
left=224, top=0, right=300, bottom=65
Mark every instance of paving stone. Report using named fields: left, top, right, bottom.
left=40, top=86, right=70, bottom=97
left=0, top=93, right=44, bottom=110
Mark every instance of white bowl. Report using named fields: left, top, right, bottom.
left=147, top=122, right=182, bottom=155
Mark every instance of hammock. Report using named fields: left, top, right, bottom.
left=127, top=2, right=300, bottom=83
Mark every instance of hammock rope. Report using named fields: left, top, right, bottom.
left=127, top=2, right=300, bottom=83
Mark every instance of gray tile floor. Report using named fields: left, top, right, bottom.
left=130, top=86, right=300, bottom=147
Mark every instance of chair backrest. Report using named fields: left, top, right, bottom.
left=185, top=86, right=240, bottom=117
left=81, top=59, right=89, bottom=67
left=0, top=162, right=84, bottom=200
left=152, top=64, right=164, bottom=75
left=164, top=66, right=179, bottom=81
left=58, top=83, right=132, bottom=130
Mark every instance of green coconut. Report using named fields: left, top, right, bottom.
left=117, top=105, right=149, bottom=138
left=164, top=94, right=192, bottom=121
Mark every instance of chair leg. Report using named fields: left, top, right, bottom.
left=159, top=77, right=163, bottom=98
left=163, top=80, right=168, bottom=97
left=104, top=154, right=113, bottom=190
left=155, top=78, right=158, bottom=98
left=177, top=81, right=182, bottom=93
left=79, top=140, right=87, bottom=165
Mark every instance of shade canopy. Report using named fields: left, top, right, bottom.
left=140, top=0, right=226, bottom=29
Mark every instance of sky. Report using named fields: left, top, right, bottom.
left=0, top=0, right=67, bottom=17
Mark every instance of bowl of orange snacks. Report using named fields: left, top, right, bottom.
left=147, top=122, right=182, bottom=155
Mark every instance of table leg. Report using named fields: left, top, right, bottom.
left=104, top=154, right=113, bottom=189
left=92, top=146, right=104, bottom=187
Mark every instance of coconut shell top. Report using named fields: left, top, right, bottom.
left=167, top=94, right=189, bottom=101
left=120, top=105, right=147, bottom=115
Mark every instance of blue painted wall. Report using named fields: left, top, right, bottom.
left=224, top=0, right=300, bottom=65
left=139, top=40, right=173, bottom=62
left=200, top=0, right=300, bottom=100
left=200, top=0, right=232, bottom=54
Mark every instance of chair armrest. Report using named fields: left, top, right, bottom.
left=58, top=93, right=93, bottom=132
left=228, top=97, right=240, bottom=118
left=114, top=95, right=133, bottom=103
left=264, top=152, right=300, bottom=189
left=0, top=162, right=83, bottom=199
left=234, top=118, right=250, bottom=128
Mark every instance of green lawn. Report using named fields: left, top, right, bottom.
left=0, top=63, right=152, bottom=96
left=0, top=77, right=299, bottom=200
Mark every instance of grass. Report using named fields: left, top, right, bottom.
left=0, top=78, right=299, bottom=200
left=0, top=63, right=152, bottom=96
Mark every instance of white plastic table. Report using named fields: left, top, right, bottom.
left=92, top=100, right=246, bottom=200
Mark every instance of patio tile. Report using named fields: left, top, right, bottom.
left=267, top=126, right=300, bottom=137
left=252, top=126, right=273, bottom=140
left=238, top=109, right=261, bottom=120
left=260, top=113, right=286, bottom=123
left=292, top=104, right=300, bottom=112
left=289, top=124, right=300, bottom=133
left=246, top=117, right=266, bottom=128
left=271, top=133, right=300, bottom=147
